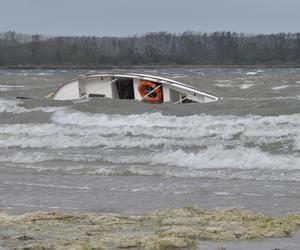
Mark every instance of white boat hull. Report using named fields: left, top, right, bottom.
left=51, top=73, right=220, bottom=104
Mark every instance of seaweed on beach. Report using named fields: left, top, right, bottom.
left=0, top=207, right=300, bottom=250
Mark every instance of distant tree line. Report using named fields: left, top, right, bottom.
left=1, top=30, right=300, bottom=67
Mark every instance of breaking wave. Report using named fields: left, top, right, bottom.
left=0, top=99, right=27, bottom=113
left=1, top=105, right=300, bottom=181
left=0, top=98, right=66, bottom=114
left=1, top=109, right=300, bottom=150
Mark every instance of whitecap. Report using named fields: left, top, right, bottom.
left=0, top=98, right=66, bottom=114
left=239, top=83, right=254, bottom=89
left=0, top=86, right=9, bottom=92
left=242, top=193, right=263, bottom=196
left=88, top=168, right=114, bottom=176
left=246, top=72, right=258, bottom=75
left=271, top=85, right=289, bottom=90
left=0, top=99, right=26, bottom=113
left=1, top=109, right=300, bottom=180
left=37, top=72, right=52, bottom=76
left=217, top=79, right=231, bottom=83
left=215, top=83, right=234, bottom=88
left=16, top=72, right=28, bottom=76
left=0, top=84, right=24, bottom=92
left=150, top=146, right=300, bottom=171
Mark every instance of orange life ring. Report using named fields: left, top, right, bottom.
left=138, top=80, right=163, bottom=103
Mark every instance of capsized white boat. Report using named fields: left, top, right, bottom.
left=48, top=73, right=221, bottom=104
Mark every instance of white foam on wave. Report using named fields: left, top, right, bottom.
left=215, top=83, right=234, bottom=88
left=246, top=72, right=258, bottom=75
left=215, top=80, right=234, bottom=88
left=1, top=109, right=300, bottom=182
left=217, top=80, right=231, bottom=83
left=271, top=85, right=289, bottom=90
left=1, top=110, right=300, bottom=151
left=3, top=147, right=300, bottom=182
left=239, top=83, right=254, bottom=89
left=294, top=134, right=300, bottom=150
left=0, top=84, right=24, bottom=92
left=52, top=109, right=300, bottom=139
left=36, top=72, right=53, bottom=76
left=0, top=151, right=55, bottom=163
left=52, top=110, right=200, bottom=128
left=0, top=151, right=102, bottom=164
left=87, top=162, right=300, bottom=182
left=16, top=72, right=28, bottom=76
left=0, top=86, right=9, bottom=92
left=0, top=84, right=24, bottom=88
left=0, top=98, right=66, bottom=114
left=151, top=146, right=300, bottom=170
left=0, top=99, right=26, bottom=113
left=171, top=74, right=184, bottom=79
left=89, top=168, right=114, bottom=176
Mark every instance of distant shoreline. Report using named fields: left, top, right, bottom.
left=1, top=64, right=300, bottom=70
left=2, top=31, right=300, bottom=69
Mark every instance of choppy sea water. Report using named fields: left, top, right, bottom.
left=1, top=68, right=300, bottom=248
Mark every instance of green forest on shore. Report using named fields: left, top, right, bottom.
left=1, top=31, right=300, bottom=68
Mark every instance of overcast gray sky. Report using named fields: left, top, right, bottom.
left=0, top=0, right=299, bottom=36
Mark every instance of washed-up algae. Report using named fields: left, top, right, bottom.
left=0, top=207, right=300, bottom=250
